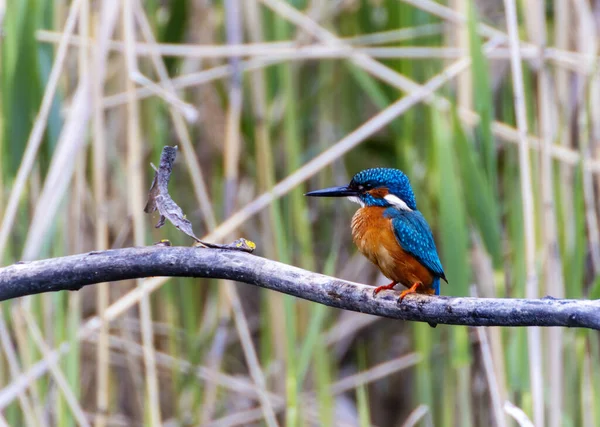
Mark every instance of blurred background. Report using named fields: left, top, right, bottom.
left=1, top=0, right=600, bottom=426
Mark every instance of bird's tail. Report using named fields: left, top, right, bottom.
left=432, top=277, right=441, bottom=295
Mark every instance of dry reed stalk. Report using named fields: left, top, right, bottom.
left=96, top=51, right=600, bottom=175
left=36, top=30, right=600, bottom=65
left=216, top=3, right=279, bottom=425
left=133, top=6, right=216, bottom=232
left=140, top=3, right=276, bottom=424
left=452, top=1, right=473, bottom=424
left=207, top=37, right=504, bottom=242
left=349, top=23, right=443, bottom=44
left=573, top=0, right=600, bottom=277
left=243, top=0, right=288, bottom=406
left=70, top=3, right=89, bottom=427
left=85, top=333, right=309, bottom=425
left=224, top=287, right=279, bottom=427
left=0, top=3, right=6, bottom=206
left=0, top=309, right=39, bottom=426
left=19, top=308, right=91, bottom=427
left=15, top=0, right=100, bottom=421
left=0, top=337, right=71, bottom=410
left=210, top=8, right=256, bottom=423
left=242, top=0, right=279, bottom=247
left=93, top=332, right=420, bottom=426
left=91, top=1, right=119, bottom=425
left=504, top=401, right=535, bottom=427
left=471, top=237, right=509, bottom=423
left=20, top=0, right=118, bottom=264
left=101, top=59, right=239, bottom=107
left=10, top=298, right=49, bottom=425
left=198, top=308, right=230, bottom=423
left=591, top=75, right=600, bottom=227
left=261, top=0, right=600, bottom=177
left=100, top=333, right=274, bottom=401
left=400, top=405, right=429, bottom=427
left=402, top=0, right=598, bottom=79
left=452, top=0, right=471, bottom=110
left=581, top=119, right=600, bottom=273
left=328, top=353, right=421, bottom=394
left=475, top=314, right=507, bottom=427
left=35, top=28, right=598, bottom=76
left=259, top=0, right=429, bottom=96
left=0, top=0, right=83, bottom=260
left=37, top=22, right=446, bottom=52
left=202, top=3, right=269, bottom=427
left=123, top=0, right=162, bottom=424
left=20, top=71, right=91, bottom=261
left=130, top=71, right=198, bottom=120
left=503, top=0, right=544, bottom=425
left=582, top=348, right=597, bottom=427
left=524, top=2, right=566, bottom=426
left=85, top=413, right=131, bottom=427
left=99, top=53, right=600, bottom=172
left=555, top=0, right=571, bottom=115
left=223, top=0, right=243, bottom=219
left=68, top=129, right=86, bottom=424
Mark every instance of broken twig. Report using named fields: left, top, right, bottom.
left=144, top=145, right=255, bottom=252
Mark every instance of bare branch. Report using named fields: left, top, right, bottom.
left=1, top=247, right=598, bottom=329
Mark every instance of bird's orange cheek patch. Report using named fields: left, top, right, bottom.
left=367, top=188, right=389, bottom=198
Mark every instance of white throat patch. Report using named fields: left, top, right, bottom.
left=347, top=196, right=365, bottom=207
left=384, top=194, right=412, bottom=211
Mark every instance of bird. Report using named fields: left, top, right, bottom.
left=305, top=168, right=447, bottom=303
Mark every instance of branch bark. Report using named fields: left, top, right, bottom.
left=1, top=246, right=599, bottom=329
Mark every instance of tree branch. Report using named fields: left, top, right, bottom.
left=1, top=246, right=599, bottom=329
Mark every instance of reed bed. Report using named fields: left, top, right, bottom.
left=0, top=0, right=599, bottom=426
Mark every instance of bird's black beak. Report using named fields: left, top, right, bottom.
left=305, top=185, right=358, bottom=198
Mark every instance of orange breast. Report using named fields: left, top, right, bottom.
left=351, top=207, right=434, bottom=288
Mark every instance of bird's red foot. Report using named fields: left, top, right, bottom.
left=398, top=282, right=430, bottom=302
left=373, top=281, right=397, bottom=297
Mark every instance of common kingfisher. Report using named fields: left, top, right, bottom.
left=306, top=168, right=447, bottom=302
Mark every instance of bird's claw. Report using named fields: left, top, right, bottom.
left=397, top=282, right=430, bottom=303
left=372, top=281, right=397, bottom=298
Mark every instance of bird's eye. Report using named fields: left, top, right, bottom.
left=358, top=185, right=365, bottom=191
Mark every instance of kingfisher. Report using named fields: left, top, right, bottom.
left=306, top=168, right=447, bottom=302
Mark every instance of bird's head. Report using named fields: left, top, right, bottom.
left=305, top=168, right=417, bottom=210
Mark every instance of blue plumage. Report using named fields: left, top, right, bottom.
left=384, top=208, right=447, bottom=294
left=305, top=167, right=447, bottom=300
left=350, top=168, right=417, bottom=210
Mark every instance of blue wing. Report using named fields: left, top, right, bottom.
left=384, top=208, right=446, bottom=286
